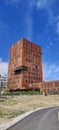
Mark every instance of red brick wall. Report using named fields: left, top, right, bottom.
left=8, top=39, right=23, bottom=90
left=29, top=80, right=59, bottom=94
left=8, top=38, right=42, bottom=90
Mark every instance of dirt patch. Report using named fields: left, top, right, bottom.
left=0, top=95, right=59, bottom=123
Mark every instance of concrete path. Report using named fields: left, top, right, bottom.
left=6, top=106, right=59, bottom=130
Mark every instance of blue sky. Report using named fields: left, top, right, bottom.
left=0, top=0, right=59, bottom=81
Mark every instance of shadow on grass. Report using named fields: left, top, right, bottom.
left=0, top=96, right=9, bottom=102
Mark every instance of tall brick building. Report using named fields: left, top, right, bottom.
left=8, top=38, right=42, bottom=90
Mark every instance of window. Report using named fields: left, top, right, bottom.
left=15, top=70, right=21, bottom=75
left=36, top=65, right=38, bottom=69
left=26, top=80, right=28, bottom=83
left=55, top=82, right=59, bottom=87
left=26, top=58, right=30, bottom=62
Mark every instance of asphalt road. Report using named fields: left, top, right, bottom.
left=6, top=106, right=59, bottom=130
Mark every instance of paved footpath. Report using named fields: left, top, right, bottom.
left=5, top=106, right=59, bottom=130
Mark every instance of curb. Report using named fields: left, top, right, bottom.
left=0, top=106, right=57, bottom=130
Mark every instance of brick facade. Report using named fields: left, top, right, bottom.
left=8, top=38, right=42, bottom=90
left=8, top=38, right=59, bottom=93
left=29, top=80, right=59, bottom=94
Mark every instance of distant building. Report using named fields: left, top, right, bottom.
left=29, top=80, right=59, bottom=94
left=0, top=74, right=7, bottom=88
left=8, top=38, right=42, bottom=90
left=8, top=38, right=59, bottom=94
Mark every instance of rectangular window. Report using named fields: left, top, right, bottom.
left=55, top=82, right=59, bottom=87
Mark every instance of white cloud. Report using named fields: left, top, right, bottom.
left=43, top=62, right=59, bottom=81
left=0, top=20, right=8, bottom=35
left=47, top=40, right=54, bottom=49
left=4, top=0, right=59, bottom=38
left=49, top=41, right=53, bottom=47
left=0, top=59, right=8, bottom=75
left=28, top=0, right=59, bottom=39
left=28, top=0, right=58, bottom=36
left=36, top=0, right=59, bottom=36
left=36, top=0, right=56, bottom=27
left=37, top=0, right=49, bottom=9
left=36, top=0, right=55, bottom=11
left=25, top=15, right=33, bottom=41
left=28, top=0, right=51, bottom=10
